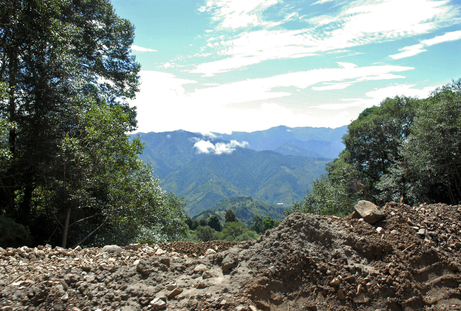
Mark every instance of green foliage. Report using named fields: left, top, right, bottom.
left=295, top=79, right=461, bottom=215
left=0, top=0, right=188, bottom=247
left=343, top=96, right=419, bottom=202
left=194, top=197, right=286, bottom=226
left=208, top=215, right=222, bottom=232
left=0, top=215, right=33, bottom=248
left=287, top=151, right=362, bottom=217
left=185, top=216, right=199, bottom=230
left=225, top=210, right=238, bottom=223
left=251, top=215, right=278, bottom=234
left=136, top=131, right=330, bottom=216
left=251, top=216, right=264, bottom=234
left=234, top=230, right=259, bottom=242
left=379, top=80, right=461, bottom=205
left=262, top=216, right=279, bottom=231
left=219, top=222, right=246, bottom=241
left=196, top=226, right=218, bottom=242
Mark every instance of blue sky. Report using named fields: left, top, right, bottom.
left=111, top=0, right=461, bottom=134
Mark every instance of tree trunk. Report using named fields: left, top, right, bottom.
left=62, top=207, right=71, bottom=248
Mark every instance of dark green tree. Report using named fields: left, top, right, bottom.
left=0, top=0, right=140, bottom=234
left=388, top=80, right=461, bottom=205
left=343, top=96, right=419, bottom=203
left=225, top=209, right=238, bottom=223
left=262, top=216, right=278, bottom=231
left=208, top=215, right=222, bottom=232
left=252, top=216, right=264, bottom=234
left=199, top=219, right=207, bottom=227
left=220, top=222, right=246, bottom=241
left=196, top=226, right=217, bottom=242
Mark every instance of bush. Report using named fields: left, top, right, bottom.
left=0, top=215, right=33, bottom=248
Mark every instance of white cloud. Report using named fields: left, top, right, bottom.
left=316, top=84, right=434, bottom=111
left=390, top=30, right=461, bottom=59
left=193, top=0, right=459, bottom=76
left=198, top=0, right=281, bottom=29
left=194, top=140, right=248, bottom=155
left=131, top=63, right=413, bottom=134
left=312, top=0, right=335, bottom=5
left=131, top=45, right=157, bottom=52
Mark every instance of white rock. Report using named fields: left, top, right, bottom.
left=205, top=249, right=216, bottom=255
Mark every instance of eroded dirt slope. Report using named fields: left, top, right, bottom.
left=1, top=202, right=461, bottom=310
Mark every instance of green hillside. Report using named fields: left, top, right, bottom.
left=161, top=148, right=328, bottom=215
left=135, top=129, right=334, bottom=216
left=193, top=197, right=286, bottom=225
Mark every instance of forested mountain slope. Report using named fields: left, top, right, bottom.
left=135, top=128, right=336, bottom=215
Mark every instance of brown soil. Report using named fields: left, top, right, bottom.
left=1, top=202, right=461, bottom=310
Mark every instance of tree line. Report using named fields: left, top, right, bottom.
left=0, top=0, right=187, bottom=248
left=186, top=210, right=279, bottom=242
left=288, top=79, right=461, bottom=216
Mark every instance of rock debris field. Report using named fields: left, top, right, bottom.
left=1, top=201, right=461, bottom=311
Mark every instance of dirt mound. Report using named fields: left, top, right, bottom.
left=1, top=202, right=461, bottom=310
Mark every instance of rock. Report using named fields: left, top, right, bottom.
left=193, top=264, right=208, bottom=273
left=202, top=270, right=215, bottom=279
left=205, top=248, right=216, bottom=255
left=196, top=282, right=209, bottom=289
left=221, top=253, right=238, bottom=273
left=354, top=200, right=384, bottom=224
left=353, top=293, right=370, bottom=303
left=417, top=229, right=426, bottom=236
left=167, top=287, right=183, bottom=299
left=329, top=277, right=341, bottom=286
left=101, top=245, right=123, bottom=254
left=159, top=257, right=170, bottom=267
left=337, top=288, right=346, bottom=300
left=150, top=298, right=167, bottom=310
left=136, top=261, right=151, bottom=276
left=155, top=248, right=166, bottom=256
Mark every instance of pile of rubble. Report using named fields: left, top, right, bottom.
left=1, top=201, right=461, bottom=310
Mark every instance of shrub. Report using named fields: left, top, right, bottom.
left=0, top=215, right=33, bottom=248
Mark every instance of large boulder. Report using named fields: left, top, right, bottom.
left=354, top=200, right=384, bottom=224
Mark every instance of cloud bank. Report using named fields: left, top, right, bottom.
left=194, top=140, right=248, bottom=155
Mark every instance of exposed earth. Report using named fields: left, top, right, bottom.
left=1, top=202, right=461, bottom=310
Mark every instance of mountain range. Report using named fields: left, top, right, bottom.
left=193, top=197, right=286, bottom=226
left=135, top=125, right=347, bottom=216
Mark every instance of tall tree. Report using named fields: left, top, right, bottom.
left=398, top=80, right=461, bottom=204
left=342, top=96, right=419, bottom=203
left=0, top=0, right=140, bottom=232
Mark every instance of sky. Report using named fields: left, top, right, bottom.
left=110, top=0, right=461, bottom=134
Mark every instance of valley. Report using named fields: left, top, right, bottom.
left=135, top=125, right=347, bottom=216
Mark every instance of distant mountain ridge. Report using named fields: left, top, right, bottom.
left=193, top=197, right=286, bottom=225
left=134, top=125, right=347, bottom=216
left=214, top=125, right=347, bottom=159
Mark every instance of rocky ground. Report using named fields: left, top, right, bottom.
left=1, top=202, right=461, bottom=311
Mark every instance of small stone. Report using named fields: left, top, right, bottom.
left=166, top=283, right=177, bottom=290
left=417, top=229, right=426, bottom=236
left=219, top=299, right=228, bottom=306
left=329, top=277, right=341, bottom=286
left=196, top=282, right=209, bottom=289
left=101, top=245, right=123, bottom=254
left=194, top=264, right=208, bottom=273
left=155, top=248, right=166, bottom=256
left=353, top=293, right=370, bottom=303
left=202, top=271, right=215, bottom=279
left=150, top=297, right=167, bottom=310
left=167, top=287, right=183, bottom=299
left=205, top=249, right=216, bottom=255
left=337, top=288, right=346, bottom=300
